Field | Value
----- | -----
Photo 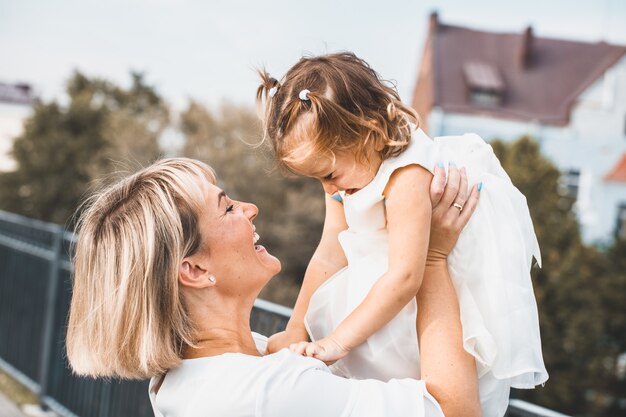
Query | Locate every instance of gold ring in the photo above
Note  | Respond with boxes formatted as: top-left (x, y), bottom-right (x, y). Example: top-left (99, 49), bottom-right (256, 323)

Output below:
top-left (453, 203), bottom-right (463, 211)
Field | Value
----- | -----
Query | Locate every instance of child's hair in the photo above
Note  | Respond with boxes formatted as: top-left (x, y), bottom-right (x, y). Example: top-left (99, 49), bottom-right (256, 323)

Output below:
top-left (256, 52), bottom-right (419, 172)
top-left (66, 158), bottom-right (216, 379)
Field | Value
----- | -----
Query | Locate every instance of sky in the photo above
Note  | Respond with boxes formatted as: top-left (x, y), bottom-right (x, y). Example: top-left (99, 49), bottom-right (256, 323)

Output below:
top-left (1, 0), bottom-right (626, 110)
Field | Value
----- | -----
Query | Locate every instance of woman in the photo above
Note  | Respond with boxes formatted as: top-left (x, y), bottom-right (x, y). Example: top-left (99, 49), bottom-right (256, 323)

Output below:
top-left (66, 157), bottom-right (481, 417)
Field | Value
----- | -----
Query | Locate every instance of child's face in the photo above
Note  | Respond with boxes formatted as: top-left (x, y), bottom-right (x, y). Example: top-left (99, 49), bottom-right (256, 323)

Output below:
top-left (288, 148), bottom-right (382, 196)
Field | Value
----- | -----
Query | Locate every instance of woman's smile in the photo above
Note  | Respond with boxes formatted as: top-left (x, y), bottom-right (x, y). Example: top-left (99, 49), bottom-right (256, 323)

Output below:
top-left (253, 227), bottom-right (268, 254)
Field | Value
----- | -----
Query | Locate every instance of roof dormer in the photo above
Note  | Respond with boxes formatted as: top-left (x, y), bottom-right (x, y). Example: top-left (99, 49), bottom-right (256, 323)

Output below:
top-left (463, 61), bottom-right (505, 107)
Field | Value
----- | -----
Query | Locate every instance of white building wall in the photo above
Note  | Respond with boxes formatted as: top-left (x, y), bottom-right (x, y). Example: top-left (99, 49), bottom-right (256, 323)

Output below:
top-left (427, 55), bottom-right (626, 244)
top-left (0, 102), bottom-right (32, 172)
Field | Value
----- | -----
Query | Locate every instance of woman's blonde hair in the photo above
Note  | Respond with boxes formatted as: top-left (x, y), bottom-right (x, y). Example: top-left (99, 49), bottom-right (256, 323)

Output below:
top-left (256, 52), bottom-right (420, 171)
top-left (66, 158), bottom-right (216, 379)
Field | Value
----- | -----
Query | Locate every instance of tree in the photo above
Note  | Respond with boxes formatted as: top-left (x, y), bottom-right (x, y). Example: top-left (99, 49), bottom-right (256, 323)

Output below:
top-left (492, 137), bottom-right (623, 416)
top-left (0, 71), bottom-right (169, 226)
top-left (179, 101), bottom-right (324, 305)
top-left (598, 235), bottom-right (626, 416)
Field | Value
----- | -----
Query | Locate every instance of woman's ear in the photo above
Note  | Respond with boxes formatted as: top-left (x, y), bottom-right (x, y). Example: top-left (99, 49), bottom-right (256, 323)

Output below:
top-left (179, 257), bottom-right (215, 289)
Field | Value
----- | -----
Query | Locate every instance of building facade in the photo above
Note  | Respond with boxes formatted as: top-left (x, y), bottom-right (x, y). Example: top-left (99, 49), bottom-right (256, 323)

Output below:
top-left (413, 13), bottom-right (626, 244)
top-left (0, 82), bottom-right (34, 172)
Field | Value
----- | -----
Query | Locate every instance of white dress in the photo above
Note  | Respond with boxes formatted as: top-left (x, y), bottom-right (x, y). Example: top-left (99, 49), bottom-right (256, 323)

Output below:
top-left (148, 333), bottom-right (444, 417)
top-left (304, 128), bottom-right (549, 417)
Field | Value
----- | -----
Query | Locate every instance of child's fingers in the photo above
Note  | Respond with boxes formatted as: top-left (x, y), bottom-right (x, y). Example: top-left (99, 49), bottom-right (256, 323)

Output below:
top-left (430, 162), bottom-right (447, 206)
top-left (305, 343), bottom-right (318, 357)
top-left (311, 349), bottom-right (331, 363)
top-left (289, 341), bottom-right (310, 356)
top-left (457, 183), bottom-right (481, 228)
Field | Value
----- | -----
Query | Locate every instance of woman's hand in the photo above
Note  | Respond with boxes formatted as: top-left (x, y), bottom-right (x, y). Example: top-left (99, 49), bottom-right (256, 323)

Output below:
top-left (427, 163), bottom-right (481, 266)
top-left (267, 327), bottom-right (309, 354)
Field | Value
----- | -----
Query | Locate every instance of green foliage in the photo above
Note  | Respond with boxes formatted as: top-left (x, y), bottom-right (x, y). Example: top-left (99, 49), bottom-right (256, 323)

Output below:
top-left (492, 137), bottom-right (625, 416)
top-left (179, 101), bottom-right (324, 305)
top-left (599, 236), bottom-right (626, 416)
top-left (0, 71), bottom-right (169, 226)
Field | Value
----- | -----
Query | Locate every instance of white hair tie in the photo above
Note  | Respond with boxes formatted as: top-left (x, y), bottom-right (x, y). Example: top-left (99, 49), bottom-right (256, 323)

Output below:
top-left (298, 89), bottom-right (310, 101)
top-left (268, 86), bottom-right (278, 98)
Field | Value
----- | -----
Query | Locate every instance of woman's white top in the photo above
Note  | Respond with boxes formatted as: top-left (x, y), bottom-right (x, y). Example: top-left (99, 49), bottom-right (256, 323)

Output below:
top-left (305, 129), bottom-right (549, 417)
top-left (148, 333), bottom-right (443, 417)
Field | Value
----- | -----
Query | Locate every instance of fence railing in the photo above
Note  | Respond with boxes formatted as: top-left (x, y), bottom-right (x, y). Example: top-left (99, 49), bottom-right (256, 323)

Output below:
top-left (0, 210), bottom-right (566, 417)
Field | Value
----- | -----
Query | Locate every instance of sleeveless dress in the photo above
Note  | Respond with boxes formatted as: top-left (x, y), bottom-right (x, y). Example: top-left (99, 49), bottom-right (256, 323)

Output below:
top-left (304, 128), bottom-right (549, 417)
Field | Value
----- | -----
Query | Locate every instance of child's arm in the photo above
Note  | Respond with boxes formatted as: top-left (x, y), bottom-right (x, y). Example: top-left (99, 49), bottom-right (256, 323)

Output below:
top-left (297, 164), bottom-right (434, 361)
top-left (267, 193), bottom-right (348, 353)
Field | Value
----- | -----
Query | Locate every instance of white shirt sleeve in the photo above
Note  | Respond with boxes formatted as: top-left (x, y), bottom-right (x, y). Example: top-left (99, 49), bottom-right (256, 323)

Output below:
top-left (252, 332), bottom-right (269, 354)
top-left (257, 350), bottom-right (444, 417)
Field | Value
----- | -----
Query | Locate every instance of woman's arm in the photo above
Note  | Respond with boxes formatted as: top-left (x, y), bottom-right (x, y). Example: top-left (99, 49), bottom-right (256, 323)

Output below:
top-left (267, 193), bottom-right (348, 353)
top-left (418, 165), bottom-right (481, 417)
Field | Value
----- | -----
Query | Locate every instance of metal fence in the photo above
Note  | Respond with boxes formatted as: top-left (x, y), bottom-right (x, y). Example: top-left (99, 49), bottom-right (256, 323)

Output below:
top-left (0, 210), bottom-right (566, 417)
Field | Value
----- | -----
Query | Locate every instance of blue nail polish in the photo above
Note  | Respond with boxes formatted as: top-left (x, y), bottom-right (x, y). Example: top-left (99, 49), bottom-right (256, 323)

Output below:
top-left (437, 161), bottom-right (444, 168)
top-left (478, 182), bottom-right (483, 192)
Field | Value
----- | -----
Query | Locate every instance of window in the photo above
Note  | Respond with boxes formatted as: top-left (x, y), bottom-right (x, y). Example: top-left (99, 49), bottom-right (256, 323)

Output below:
top-left (464, 61), bottom-right (505, 107)
top-left (557, 169), bottom-right (581, 201)
top-left (617, 204), bottom-right (626, 240)
top-left (470, 90), bottom-right (503, 107)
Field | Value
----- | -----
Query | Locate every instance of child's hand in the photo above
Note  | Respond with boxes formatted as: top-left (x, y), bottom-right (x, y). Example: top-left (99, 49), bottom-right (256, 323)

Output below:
top-left (289, 336), bottom-right (350, 365)
top-left (268, 327), bottom-right (309, 354)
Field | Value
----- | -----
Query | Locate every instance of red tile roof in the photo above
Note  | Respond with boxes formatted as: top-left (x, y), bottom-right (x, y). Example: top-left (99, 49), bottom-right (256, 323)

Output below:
top-left (605, 154), bottom-right (626, 183)
top-left (414, 13), bottom-right (626, 127)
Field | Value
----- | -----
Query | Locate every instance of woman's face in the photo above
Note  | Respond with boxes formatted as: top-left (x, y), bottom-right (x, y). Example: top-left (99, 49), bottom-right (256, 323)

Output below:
top-left (195, 179), bottom-right (281, 296)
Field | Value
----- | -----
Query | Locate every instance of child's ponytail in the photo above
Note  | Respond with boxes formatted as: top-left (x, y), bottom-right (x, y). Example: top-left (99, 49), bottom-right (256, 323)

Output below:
top-left (256, 69), bottom-right (281, 102)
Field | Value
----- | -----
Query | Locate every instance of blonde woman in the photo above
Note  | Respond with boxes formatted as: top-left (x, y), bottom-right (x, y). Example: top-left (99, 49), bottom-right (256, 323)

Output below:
top-left (66, 158), bottom-right (481, 417)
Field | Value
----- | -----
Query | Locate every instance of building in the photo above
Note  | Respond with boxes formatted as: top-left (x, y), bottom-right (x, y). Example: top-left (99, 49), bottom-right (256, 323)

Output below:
top-left (413, 12), bottom-right (626, 244)
top-left (0, 82), bottom-right (34, 172)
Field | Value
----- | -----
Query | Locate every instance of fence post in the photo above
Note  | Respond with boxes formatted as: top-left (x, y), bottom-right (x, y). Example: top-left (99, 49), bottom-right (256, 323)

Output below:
top-left (98, 383), bottom-right (112, 417)
top-left (38, 225), bottom-right (63, 404)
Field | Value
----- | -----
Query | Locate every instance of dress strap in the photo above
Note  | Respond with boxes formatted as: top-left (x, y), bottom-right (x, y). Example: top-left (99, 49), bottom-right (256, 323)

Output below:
top-left (376, 128), bottom-right (438, 193)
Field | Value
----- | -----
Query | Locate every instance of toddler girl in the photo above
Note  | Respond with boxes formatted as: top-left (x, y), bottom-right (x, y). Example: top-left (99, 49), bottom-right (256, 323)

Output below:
top-left (257, 52), bottom-right (548, 417)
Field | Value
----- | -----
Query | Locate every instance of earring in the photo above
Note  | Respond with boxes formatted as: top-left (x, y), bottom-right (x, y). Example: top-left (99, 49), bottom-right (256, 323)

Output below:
top-left (208, 275), bottom-right (216, 283)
